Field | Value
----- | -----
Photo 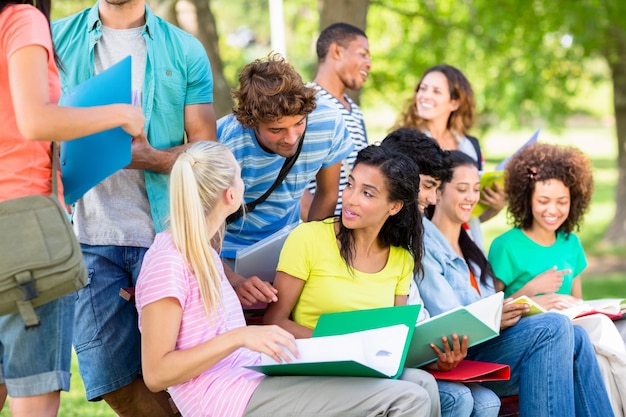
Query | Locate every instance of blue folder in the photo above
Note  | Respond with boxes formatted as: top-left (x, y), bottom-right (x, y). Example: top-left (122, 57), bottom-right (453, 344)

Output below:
top-left (59, 56), bottom-right (133, 204)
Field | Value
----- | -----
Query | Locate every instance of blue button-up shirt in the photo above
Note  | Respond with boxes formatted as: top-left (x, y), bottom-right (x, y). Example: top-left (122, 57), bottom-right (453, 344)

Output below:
top-left (52, 3), bottom-right (213, 231)
top-left (417, 217), bottom-right (496, 316)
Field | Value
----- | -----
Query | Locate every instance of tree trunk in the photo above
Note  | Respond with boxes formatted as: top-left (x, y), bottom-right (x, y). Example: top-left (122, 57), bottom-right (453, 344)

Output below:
top-left (149, 0), bottom-right (179, 25)
top-left (187, 0), bottom-right (233, 119)
top-left (317, 0), bottom-right (370, 104)
top-left (148, 0), bottom-right (233, 118)
top-left (603, 25), bottom-right (626, 246)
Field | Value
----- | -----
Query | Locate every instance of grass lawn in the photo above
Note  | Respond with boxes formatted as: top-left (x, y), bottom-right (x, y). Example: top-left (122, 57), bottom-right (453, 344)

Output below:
top-left (2, 122), bottom-right (624, 415)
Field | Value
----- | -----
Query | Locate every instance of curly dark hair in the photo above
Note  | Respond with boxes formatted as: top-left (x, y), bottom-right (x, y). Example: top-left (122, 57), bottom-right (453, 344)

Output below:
top-left (505, 143), bottom-right (594, 234)
top-left (381, 127), bottom-right (452, 183)
top-left (337, 145), bottom-right (424, 276)
top-left (232, 53), bottom-right (317, 128)
top-left (392, 64), bottom-right (475, 136)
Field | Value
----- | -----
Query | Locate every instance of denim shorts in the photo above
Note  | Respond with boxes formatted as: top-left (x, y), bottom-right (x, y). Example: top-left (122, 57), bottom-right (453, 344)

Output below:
top-left (0, 294), bottom-right (74, 397)
top-left (74, 244), bottom-right (147, 400)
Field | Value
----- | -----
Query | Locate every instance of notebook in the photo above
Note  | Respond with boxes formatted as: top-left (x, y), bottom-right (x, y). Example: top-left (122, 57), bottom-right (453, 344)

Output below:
top-left (234, 222), bottom-right (298, 282)
top-left (248, 304), bottom-right (422, 379)
top-left (59, 56), bottom-right (133, 204)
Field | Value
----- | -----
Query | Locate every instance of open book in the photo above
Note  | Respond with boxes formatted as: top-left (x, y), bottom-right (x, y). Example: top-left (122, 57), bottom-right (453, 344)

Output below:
top-left (249, 304), bottom-right (422, 379)
top-left (248, 324), bottom-right (410, 378)
top-left (472, 129), bottom-right (540, 218)
top-left (404, 292), bottom-right (504, 368)
top-left (511, 295), bottom-right (626, 320)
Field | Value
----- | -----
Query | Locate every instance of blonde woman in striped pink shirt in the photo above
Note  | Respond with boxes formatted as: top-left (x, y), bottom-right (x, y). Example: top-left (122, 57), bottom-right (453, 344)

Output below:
top-left (135, 141), bottom-right (438, 417)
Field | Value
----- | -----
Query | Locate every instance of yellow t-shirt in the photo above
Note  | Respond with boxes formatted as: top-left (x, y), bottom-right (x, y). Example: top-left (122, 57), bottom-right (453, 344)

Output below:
top-left (277, 219), bottom-right (414, 329)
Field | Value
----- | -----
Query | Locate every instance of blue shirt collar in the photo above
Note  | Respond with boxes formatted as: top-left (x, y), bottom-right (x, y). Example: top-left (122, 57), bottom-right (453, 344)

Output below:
top-left (86, 2), bottom-right (154, 39)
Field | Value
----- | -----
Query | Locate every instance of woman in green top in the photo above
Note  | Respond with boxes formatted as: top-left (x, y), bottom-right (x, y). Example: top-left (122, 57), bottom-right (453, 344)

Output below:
top-left (488, 143), bottom-right (593, 310)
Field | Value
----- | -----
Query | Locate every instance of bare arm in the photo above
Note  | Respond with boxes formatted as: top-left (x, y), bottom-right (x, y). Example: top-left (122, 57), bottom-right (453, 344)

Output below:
top-left (531, 293), bottom-right (582, 311)
top-left (126, 103), bottom-right (217, 172)
top-left (307, 162), bottom-right (341, 221)
top-left (299, 190), bottom-right (314, 222)
top-left (507, 266), bottom-right (570, 299)
top-left (394, 295), bottom-right (408, 306)
top-left (263, 272), bottom-right (313, 338)
top-left (140, 297), bottom-right (297, 392)
top-left (570, 276), bottom-right (583, 299)
top-left (9, 45), bottom-right (144, 141)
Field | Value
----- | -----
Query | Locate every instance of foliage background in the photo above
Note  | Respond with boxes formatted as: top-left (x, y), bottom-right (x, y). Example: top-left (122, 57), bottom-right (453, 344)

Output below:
top-left (3, 1), bottom-right (618, 415)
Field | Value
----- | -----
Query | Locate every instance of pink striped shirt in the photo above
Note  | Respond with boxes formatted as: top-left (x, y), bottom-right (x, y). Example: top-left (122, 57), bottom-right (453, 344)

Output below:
top-left (136, 232), bottom-right (263, 417)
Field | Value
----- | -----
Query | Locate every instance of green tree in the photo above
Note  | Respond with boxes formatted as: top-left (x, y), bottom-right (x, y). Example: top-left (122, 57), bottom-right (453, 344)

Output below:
top-left (53, 0), bottom-right (625, 246)
top-left (364, 0), bottom-right (626, 246)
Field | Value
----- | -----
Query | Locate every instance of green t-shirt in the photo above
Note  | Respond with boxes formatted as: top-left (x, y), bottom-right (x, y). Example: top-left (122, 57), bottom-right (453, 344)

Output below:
top-left (277, 219), bottom-right (413, 330)
top-left (488, 227), bottom-right (587, 297)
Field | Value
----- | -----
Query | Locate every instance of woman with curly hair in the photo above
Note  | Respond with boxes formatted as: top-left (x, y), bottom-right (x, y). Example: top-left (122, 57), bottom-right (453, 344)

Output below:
top-left (393, 64), bottom-right (506, 249)
top-left (488, 142), bottom-right (626, 417)
top-left (417, 150), bottom-right (613, 417)
top-left (487, 142), bottom-right (594, 309)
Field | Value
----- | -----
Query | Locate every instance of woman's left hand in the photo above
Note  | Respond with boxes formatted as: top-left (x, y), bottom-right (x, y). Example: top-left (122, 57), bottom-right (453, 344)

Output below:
top-left (479, 182), bottom-right (507, 222)
top-left (427, 334), bottom-right (468, 371)
top-left (480, 182), bottom-right (506, 212)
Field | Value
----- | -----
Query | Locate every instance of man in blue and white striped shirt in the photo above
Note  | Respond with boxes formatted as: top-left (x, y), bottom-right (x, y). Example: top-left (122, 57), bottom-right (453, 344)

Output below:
top-left (218, 53), bottom-right (352, 305)
top-left (302, 22), bottom-right (371, 217)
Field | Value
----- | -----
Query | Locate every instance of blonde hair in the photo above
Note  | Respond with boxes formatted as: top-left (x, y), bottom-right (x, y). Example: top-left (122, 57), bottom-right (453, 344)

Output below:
top-left (169, 141), bottom-right (238, 319)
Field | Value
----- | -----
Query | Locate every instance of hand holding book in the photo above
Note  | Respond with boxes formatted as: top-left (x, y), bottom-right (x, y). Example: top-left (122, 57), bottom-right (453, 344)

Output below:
top-left (509, 295), bottom-right (626, 320)
top-left (426, 333), bottom-right (468, 372)
top-left (472, 129), bottom-right (540, 218)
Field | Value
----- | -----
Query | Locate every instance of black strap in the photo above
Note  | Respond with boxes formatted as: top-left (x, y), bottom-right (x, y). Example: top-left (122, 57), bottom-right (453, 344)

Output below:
top-left (50, 142), bottom-right (61, 199)
top-left (466, 135), bottom-right (483, 171)
top-left (226, 131), bottom-right (304, 224)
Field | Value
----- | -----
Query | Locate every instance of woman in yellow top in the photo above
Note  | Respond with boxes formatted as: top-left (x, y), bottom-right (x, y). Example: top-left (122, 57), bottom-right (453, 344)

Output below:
top-left (265, 144), bottom-right (423, 335)
top-left (265, 144), bottom-right (470, 417)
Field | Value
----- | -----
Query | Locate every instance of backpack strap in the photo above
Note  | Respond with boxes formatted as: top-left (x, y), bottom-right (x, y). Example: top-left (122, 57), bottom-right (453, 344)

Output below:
top-left (466, 135), bottom-right (484, 171)
top-left (226, 130), bottom-right (305, 225)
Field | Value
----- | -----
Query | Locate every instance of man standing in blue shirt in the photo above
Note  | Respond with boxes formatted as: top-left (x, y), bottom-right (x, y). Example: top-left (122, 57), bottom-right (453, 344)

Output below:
top-left (218, 53), bottom-right (352, 306)
top-left (53, 0), bottom-right (215, 415)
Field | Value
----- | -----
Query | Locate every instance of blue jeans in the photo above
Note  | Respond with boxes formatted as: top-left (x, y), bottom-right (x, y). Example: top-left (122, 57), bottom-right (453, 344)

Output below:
top-left (467, 313), bottom-right (614, 417)
top-left (0, 294), bottom-right (74, 397)
top-left (73, 244), bottom-right (147, 400)
top-left (437, 380), bottom-right (500, 417)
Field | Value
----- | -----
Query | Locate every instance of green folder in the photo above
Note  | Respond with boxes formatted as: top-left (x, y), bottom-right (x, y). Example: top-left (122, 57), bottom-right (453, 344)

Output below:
top-left (405, 292), bottom-right (504, 368)
top-left (248, 304), bottom-right (421, 379)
